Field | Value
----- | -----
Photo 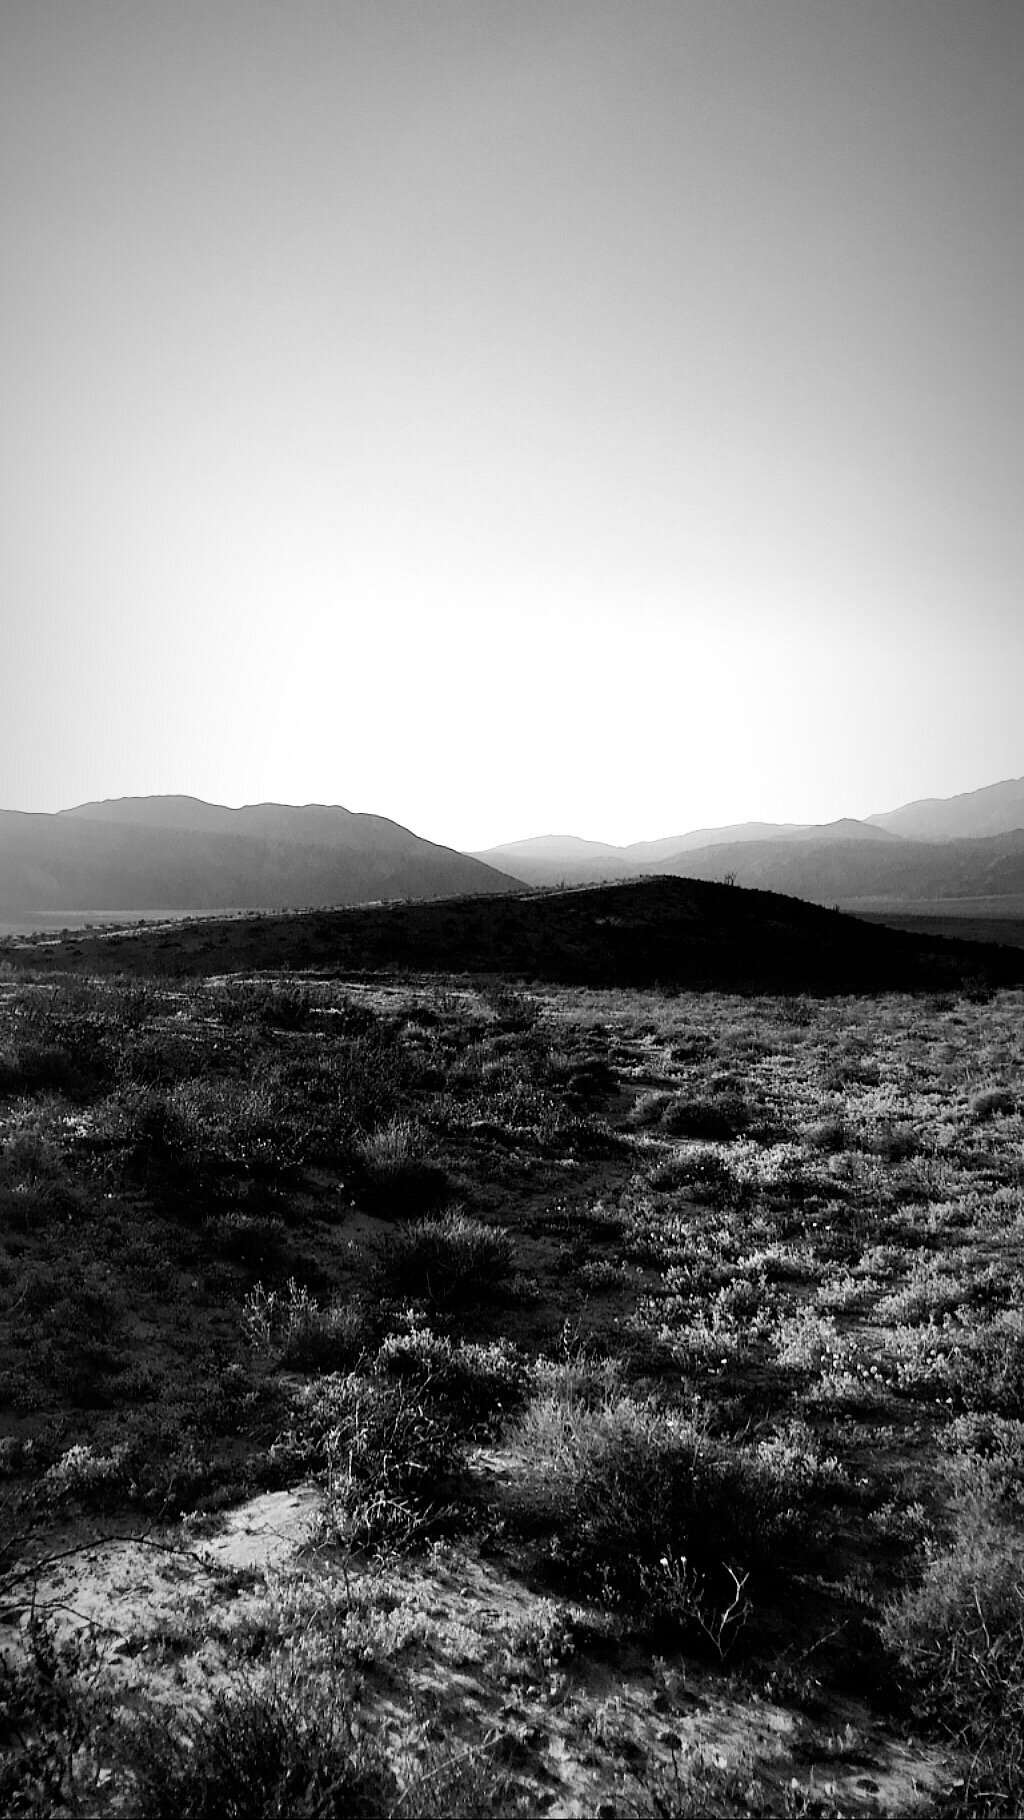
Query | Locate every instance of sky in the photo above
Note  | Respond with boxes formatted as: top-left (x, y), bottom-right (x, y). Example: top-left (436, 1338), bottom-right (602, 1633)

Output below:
top-left (2, 1), bottom-right (1022, 852)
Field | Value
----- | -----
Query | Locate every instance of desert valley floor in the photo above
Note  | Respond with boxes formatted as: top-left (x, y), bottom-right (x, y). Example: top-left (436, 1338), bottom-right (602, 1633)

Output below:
top-left (2, 898), bottom-right (1024, 1815)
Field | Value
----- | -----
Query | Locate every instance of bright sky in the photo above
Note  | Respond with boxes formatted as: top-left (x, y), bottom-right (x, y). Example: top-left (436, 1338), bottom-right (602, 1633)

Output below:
top-left (2, 2), bottom-right (1022, 851)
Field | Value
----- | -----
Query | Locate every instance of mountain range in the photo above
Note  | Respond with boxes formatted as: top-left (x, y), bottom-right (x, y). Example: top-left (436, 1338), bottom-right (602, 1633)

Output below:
top-left (0, 796), bottom-right (514, 918)
top-left (0, 775), bottom-right (1022, 927)
top-left (472, 777), bottom-right (1024, 908)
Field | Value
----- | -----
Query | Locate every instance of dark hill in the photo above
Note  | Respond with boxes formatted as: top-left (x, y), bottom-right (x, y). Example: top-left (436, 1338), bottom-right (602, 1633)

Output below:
top-left (14, 876), bottom-right (1024, 995)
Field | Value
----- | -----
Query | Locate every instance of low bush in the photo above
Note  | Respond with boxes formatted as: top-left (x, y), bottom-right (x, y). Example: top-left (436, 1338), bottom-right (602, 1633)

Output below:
top-left (960, 1321), bottom-right (1024, 1418)
top-left (881, 1472), bottom-right (1024, 1813)
top-left (626, 1089), bottom-right (673, 1129)
top-left (513, 1390), bottom-right (804, 1646)
top-left (646, 1147), bottom-right (735, 1200)
top-left (122, 1673), bottom-right (393, 1818)
top-left (372, 1210), bottom-right (515, 1319)
top-left (661, 1093), bottom-right (748, 1140)
top-left (357, 1117), bottom-right (451, 1217)
top-left (242, 1280), bottom-right (380, 1372)
top-left (873, 1121), bottom-right (919, 1163)
top-left (970, 1086), bottom-right (1017, 1122)
top-left (375, 1325), bottom-right (528, 1435)
top-left (482, 984), bottom-right (542, 1031)
top-left (274, 1371), bottom-right (464, 1549)
top-left (0, 1620), bottom-right (115, 1815)
top-left (804, 1116), bottom-right (848, 1153)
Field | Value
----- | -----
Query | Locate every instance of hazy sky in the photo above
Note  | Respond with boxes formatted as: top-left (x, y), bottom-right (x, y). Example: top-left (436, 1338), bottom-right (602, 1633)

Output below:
top-left (2, 2), bottom-right (1022, 849)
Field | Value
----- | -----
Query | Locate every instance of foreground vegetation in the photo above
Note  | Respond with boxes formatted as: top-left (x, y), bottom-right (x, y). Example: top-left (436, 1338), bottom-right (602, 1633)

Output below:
top-left (1, 948), bottom-right (1023, 1813)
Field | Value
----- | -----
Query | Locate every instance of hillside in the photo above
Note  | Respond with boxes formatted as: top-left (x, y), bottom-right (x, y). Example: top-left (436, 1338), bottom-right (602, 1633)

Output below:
top-left (636, 828), bottom-right (1024, 906)
top-left (12, 875), bottom-right (1024, 994)
top-left (475, 824), bottom-right (1024, 911)
top-left (0, 797), bottom-right (515, 915)
top-left (866, 774), bottom-right (1024, 841)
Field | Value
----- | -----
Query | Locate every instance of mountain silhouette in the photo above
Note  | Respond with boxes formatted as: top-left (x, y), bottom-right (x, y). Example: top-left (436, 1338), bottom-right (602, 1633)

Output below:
top-left (0, 796), bottom-right (516, 915)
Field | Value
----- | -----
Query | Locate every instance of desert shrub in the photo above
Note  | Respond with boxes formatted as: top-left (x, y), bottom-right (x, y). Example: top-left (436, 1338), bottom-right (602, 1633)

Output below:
top-left (668, 1029), bottom-right (716, 1061)
top-left (279, 1292), bottom-right (378, 1374)
top-left (254, 1045), bottom-right (405, 1167)
top-left (242, 1280), bottom-right (380, 1371)
top-left (876, 1260), bottom-right (969, 1326)
top-left (804, 1116), bottom-right (848, 1153)
top-left (970, 1086), bottom-right (1017, 1122)
top-left (941, 1414), bottom-right (1024, 1472)
top-left (122, 1084), bottom-right (204, 1177)
top-left (0, 1620), bottom-right (116, 1815)
top-left (255, 982), bottom-right (314, 1030)
top-left (548, 1051), bottom-right (617, 1106)
top-left (314, 1027), bottom-right (411, 1138)
top-left (0, 1116), bottom-right (66, 1185)
top-left (7, 1257), bottom-right (127, 1402)
top-left (355, 1116), bottom-right (450, 1217)
top-left (545, 1112), bottom-right (629, 1159)
top-left (482, 984), bottom-right (541, 1031)
top-left (661, 1093), bottom-right (748, 1140)
top-left (0, 1043), bottom-right (83, 1098)
top-left (115, 1028), bottom-right (206, 1087)
top-left (873, 1121), bottom-right (919, 1163)
top-left (646, 1147), bottom-right (735, 1200)
top-left (103, 977), bottom-right (160, 1029)
top-left (530, 1349), bottom-right (625, 1407)
top-left (375, 1325), bottom-right (528, 1434)
top-left (771, 1308), bottom-right (850, 1377)
top-left (0, 987), bottom-right (114, 1097)
top-left (206, 980), bottom-right (270, 1027)
top-left (358, 1114), bottom-right (417, 1174)
top-left (513, 1391), bottom-right (803, 1643)
top-left (41, 1442), bottom-right (127, 1507)
top-left (959, 1321), bottom-right (1024, 1418)
top-left (122, 1674), bottom-right (393, 1818)
top-left (371, 1210), bottom-right (514, 1318)
top-left (881, 1475), bottom-right (1024, 1814)
top-left (626, 1089), bottom-right (673, 1128)
top-left (822, 1055), bottom-right (881, 1090)
top-left (125, 1075), bottom-right (319, 1181)
top-left (274, 1371), bottom-right (463, 1548)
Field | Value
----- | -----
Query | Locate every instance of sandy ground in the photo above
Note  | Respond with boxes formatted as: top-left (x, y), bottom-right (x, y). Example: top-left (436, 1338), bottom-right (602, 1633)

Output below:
top-left (2, 1466), bottom-right (955, 1818)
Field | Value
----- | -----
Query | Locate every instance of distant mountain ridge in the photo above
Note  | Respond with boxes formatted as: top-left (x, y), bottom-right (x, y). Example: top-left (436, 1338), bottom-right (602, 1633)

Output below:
top-left (5, 775), bottom-right (1023, 925)
top-left (0, 796), bottom-right (516, 915)
top-left (472, 778), bottom-right (1024, 909)
top-left (472, 817), bottom-right (906, 890)
top-left (865, 776), bottom-right (1024, 842)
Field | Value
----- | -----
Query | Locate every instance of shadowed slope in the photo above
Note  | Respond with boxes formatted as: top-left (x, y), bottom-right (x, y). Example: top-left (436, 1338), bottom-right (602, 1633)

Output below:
top-left (14, 875), bottom-right (1024, 993)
